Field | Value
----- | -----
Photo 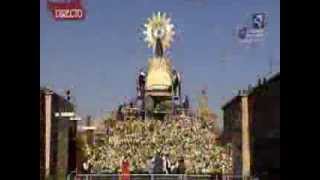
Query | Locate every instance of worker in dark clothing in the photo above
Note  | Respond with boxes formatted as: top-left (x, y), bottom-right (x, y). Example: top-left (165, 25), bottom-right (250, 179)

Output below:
top-left (183, 96), bottom-right (189, 109)
top-left (172, 70), bottom-right (181, 98)
top-left (176, 157), bottom-right (186, 174)
top-left (183, 95), bottom-right (189, 115)
top-left (152, 152), bottom-right (164, 174)
top-left (117, 104), bottom-right (124, 121)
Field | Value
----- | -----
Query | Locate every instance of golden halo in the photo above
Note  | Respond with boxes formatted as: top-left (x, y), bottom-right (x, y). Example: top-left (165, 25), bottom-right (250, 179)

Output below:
top-left (143, 12), bottom-right (175, 50)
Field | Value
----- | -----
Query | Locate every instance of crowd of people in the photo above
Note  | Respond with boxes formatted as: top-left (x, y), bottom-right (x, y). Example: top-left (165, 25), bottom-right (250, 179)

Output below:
top-left (84, 116), bottom-right (232, 175)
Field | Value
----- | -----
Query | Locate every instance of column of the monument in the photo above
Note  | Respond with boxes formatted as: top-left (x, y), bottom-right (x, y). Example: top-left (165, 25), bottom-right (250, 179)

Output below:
top-left (241, 95), bottom-right (251, 179)
top-left (44, 90), bottom-right (53, 178)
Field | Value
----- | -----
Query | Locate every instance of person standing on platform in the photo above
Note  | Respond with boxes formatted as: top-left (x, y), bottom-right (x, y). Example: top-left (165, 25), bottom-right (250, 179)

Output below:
top-left (162, 153), bottom-right (172, 174)
top-left (183, 95), bottom-right (189, 116)
top-left (172, 70), bottom-right (181, 98)
top-left (138, 70), bottom-right (146, 98)
top-left (148, 156), bottom-right (155, 180)
top-left (152, 151), bottom-right (164, 174)
top-left (177, 157), bottom-right (186, 174)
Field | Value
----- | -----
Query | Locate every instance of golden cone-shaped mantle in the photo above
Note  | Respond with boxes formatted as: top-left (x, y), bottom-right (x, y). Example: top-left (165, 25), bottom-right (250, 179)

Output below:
top-left (145, 57), bottom-right (173, 91)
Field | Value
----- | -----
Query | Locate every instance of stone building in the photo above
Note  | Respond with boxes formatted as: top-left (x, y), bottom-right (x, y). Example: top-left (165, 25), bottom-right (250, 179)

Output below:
top-left (40, 88), bottom-right (78, 180)
top-left (222, 92), bottom-right (246, 176)
top-left (222, 72), bottom-right (280, 179)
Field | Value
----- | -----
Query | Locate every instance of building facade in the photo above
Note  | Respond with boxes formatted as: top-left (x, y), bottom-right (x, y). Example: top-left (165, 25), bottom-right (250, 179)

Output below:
top-left (40, 88), bottom-right (77, 180)
top-left (222, 95), bottom-right (243, 175)
top-left (248, 73), bottom-right (280, 178)
top-left (222, 72), bottom-right (280, 179)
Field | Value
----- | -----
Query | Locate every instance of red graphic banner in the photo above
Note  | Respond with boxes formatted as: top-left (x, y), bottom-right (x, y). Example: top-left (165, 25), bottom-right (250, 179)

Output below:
top-left (47, 0), bottom-right (86, 21)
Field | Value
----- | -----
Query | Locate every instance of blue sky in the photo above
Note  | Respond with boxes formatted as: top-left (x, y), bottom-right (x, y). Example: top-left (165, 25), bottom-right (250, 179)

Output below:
top-left (40, 0), bottom-right (279, 125)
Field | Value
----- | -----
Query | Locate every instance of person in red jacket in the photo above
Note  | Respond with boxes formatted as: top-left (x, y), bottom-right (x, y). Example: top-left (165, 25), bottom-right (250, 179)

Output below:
top-left (120, 156), bottom-right (130, 180)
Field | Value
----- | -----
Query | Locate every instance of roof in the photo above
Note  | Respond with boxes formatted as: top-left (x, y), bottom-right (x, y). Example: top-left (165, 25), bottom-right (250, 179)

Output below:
top-left (221, 94), bottom-right (241, 110)
top-left (40, 87), bottom-right (53, 94)
top-left (266, 71), bottom-right (280, 84)
top-left (248, 71), bottom-right (280, 97)
top-left (40, 87), bottom-right (75, 111)
top-left (222, 72), bottom-right (280, 110)
top-left (40, 87), bottom-right (69, 100)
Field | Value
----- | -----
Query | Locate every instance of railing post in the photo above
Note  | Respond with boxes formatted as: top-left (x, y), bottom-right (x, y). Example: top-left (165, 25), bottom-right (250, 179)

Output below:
top-left (67, 171), bottom-right (76, 180)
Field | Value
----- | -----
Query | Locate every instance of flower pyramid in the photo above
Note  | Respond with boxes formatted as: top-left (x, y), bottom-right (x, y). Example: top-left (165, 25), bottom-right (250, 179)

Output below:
top-left (85, 115), bottom-right (232, 174)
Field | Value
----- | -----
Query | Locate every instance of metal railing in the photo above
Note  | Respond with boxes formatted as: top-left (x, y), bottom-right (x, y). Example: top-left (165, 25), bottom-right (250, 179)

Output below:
top-left (67, 173), bottom-right (253, 180)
